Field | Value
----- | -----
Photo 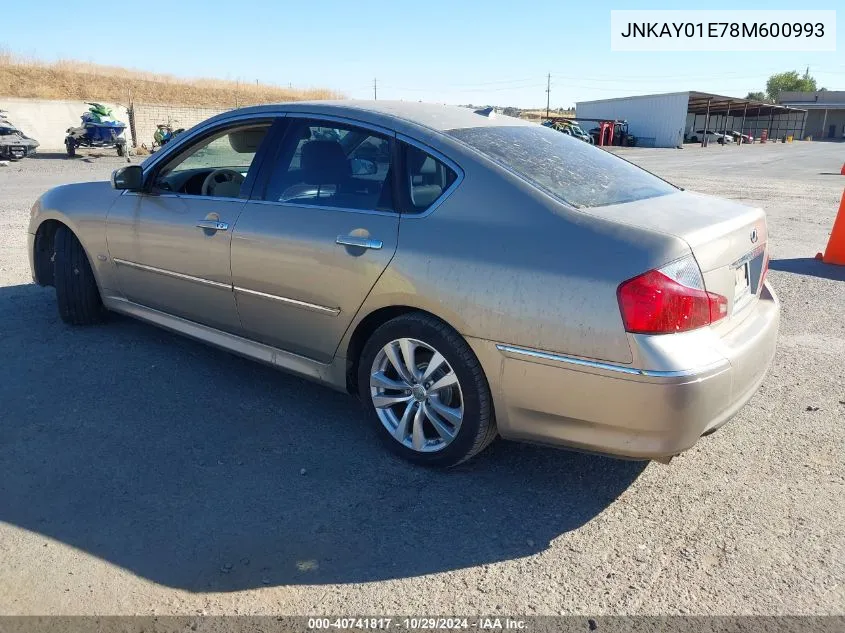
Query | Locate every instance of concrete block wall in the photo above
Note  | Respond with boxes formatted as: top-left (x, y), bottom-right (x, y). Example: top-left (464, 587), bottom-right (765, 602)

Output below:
top-left (130, 104), bottom-right (231, 148)
top-left (0, 97), bottom-right (232, 149)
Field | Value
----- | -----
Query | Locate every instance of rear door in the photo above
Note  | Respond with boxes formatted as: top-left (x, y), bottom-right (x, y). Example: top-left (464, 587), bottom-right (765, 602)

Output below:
top-left (229, 116), bottom-right (400, 362)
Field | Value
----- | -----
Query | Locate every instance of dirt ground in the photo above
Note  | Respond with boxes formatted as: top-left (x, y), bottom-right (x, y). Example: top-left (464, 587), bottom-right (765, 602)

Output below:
top-left (0, 142), bottom-right (843, 616)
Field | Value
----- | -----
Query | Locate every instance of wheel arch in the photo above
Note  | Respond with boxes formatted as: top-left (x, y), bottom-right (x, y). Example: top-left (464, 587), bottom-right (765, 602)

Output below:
top-left (29, 185), bottom-right (115, 292)
top-left (343, 304), bottom-right (467, 394)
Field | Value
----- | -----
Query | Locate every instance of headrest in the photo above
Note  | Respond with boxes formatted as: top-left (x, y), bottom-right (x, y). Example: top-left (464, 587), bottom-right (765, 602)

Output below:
top-left (412, 184), bottom-right (443, 208)
top-left (419, 156), bottom-right (437, 175)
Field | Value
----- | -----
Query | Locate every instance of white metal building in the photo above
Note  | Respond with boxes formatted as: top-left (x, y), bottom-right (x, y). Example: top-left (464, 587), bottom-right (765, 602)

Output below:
top-left (576, 91), bottom-right (806, 148)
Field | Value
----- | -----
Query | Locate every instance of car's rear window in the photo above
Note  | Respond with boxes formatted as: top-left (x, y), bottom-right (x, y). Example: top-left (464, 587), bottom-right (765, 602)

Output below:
top-left (447, 125), bottom-right (676, 208)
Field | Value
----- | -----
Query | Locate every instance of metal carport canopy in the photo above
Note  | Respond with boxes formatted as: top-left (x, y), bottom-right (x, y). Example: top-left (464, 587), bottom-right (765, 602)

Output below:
top-left (687, 91), bottom-right (806, 117)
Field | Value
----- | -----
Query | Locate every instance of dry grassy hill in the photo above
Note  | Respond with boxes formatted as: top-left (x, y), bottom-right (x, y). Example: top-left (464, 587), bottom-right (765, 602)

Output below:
top-left (0, 51), bottom-right (340, 106)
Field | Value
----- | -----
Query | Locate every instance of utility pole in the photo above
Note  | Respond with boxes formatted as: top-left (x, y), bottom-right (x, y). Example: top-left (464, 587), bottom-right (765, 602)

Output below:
top-left (545, 73), bottom-right (551, 118)
top-left (373, 78), bottom-right (378, 100)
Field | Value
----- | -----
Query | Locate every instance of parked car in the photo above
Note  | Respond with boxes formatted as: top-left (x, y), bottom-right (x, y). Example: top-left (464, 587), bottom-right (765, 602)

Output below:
top-left (542, 119), bottom-right (593, 144)
top-left (0, 110), bottom-right (39, 160)
top-left (28, 102), bottom-right (779, 467)
top-left (729, 131), bottom-right (754, 144)
top-left (693, 129), bottom-right (734, 145)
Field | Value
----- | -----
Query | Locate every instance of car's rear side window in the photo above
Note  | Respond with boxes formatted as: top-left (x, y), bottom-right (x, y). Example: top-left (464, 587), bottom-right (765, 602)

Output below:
top-left (402, 143), bottom-right (458, 214)
top-left (447, 125), bottom-right (676, 209)
top-left (262, 119), bottom-right (394, 212)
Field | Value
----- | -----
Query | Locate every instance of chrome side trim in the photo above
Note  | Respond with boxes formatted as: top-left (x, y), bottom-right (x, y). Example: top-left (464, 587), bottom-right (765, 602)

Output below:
top-left (495, 344), bottom-right (728, 378)
top-left (124, 191), bottom-right (248, 204)
top-left (396, 133), bottom-right (465, 219)
top-left (234, 286), bottom-right (340, 316)
top-left (112, 258), bottom-right (231, 290)
top-left (247, 199), bottom-right (400, 218)
top-left (730, 243), bottom-right (766, 268)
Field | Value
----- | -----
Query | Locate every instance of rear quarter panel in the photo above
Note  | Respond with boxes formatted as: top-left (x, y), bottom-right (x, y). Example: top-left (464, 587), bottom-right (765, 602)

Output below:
top-left (351, 146), bottom-right (691, 365)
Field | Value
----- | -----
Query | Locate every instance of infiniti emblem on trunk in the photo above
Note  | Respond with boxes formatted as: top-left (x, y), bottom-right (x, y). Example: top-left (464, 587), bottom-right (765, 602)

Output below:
top-left (750, 228), bottom-right (758, 244)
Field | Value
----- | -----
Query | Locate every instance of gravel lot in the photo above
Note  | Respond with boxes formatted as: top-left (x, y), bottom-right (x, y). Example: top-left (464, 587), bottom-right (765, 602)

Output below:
top-left (0, 143), bottom-right (843, 616)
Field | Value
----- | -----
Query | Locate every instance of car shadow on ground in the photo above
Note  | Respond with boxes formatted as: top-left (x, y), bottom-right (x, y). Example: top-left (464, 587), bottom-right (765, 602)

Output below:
top-left (29, 152), bottom-right (128, 162)
top-left (0, 283), bottom-right (645, 591)
top-left (769, 258), bottom-right (845, 282)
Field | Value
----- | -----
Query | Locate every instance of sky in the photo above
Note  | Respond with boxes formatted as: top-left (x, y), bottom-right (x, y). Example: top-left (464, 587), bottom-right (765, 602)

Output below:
top-left (3, 0), bottom-right (842, 108)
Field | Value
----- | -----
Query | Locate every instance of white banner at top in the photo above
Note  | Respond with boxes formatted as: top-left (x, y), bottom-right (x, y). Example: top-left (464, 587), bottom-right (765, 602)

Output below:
top-left (611, 10), bottom-right (836, 52)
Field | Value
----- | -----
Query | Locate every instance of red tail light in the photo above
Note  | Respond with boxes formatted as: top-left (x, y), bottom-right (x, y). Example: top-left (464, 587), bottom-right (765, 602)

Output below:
top-left (617, 257), bottom-right (728, 335)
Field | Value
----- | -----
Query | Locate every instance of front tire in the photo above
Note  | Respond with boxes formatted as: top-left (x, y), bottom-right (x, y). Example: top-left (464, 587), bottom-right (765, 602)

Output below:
top-left (357, 313), bottom-right (496, 467)
top-left (53, 226), bottom-right (105, 325)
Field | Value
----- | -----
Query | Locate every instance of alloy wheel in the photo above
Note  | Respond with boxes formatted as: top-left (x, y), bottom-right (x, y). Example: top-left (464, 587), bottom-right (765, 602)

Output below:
top-left (369, 337), bottom-right (464, 453)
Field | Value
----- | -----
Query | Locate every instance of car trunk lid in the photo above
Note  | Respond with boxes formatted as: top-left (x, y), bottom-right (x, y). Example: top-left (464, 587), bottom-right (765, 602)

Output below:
top-left (582, 191), bottom-right (768, 320)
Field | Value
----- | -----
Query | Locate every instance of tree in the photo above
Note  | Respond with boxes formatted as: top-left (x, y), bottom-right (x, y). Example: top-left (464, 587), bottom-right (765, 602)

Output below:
top-left (745, 91), bottom-right (767, 102)
top-left (765, 68), bottom-right (818, 102)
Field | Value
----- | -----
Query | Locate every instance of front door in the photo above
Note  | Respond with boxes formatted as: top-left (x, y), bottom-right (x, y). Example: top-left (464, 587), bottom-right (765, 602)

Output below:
top-left (230, 117), bottom-right (399, 362)
top-left (106, 120), bottom-right (276, 333)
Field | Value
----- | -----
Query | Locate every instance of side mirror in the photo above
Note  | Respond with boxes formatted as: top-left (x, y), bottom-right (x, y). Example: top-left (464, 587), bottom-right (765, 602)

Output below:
top-left (111, 165), bottom-right (143, 190)
top-left (350, 158), bottom-right (377, 176)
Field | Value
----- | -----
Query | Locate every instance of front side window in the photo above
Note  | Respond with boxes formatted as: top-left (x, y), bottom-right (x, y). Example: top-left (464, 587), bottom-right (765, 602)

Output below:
top-left (448, 125), bottom-right (676, 209)
top-left (403, 143), bottom-right (458, 213)
top-left (263, 119), bottom-right (393, 212)
top-left (152, 123), bottom-right (271, 198)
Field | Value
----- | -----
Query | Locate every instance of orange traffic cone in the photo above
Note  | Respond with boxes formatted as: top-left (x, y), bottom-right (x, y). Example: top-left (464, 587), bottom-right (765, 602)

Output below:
top-left (841, 162), bottom-right (845, 176)
top-left (816, 189), bottom-right (845, 265)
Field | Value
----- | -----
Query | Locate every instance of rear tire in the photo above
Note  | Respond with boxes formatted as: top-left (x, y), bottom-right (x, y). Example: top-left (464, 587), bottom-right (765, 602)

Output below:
top-left (65, 140), bottom-right (76, 158)
top-left (357, 313), bottom-right (497, 467)
top-left (53, 226), bottom-right (104, 325)
top-left (116, 142), bottom-right (126, 157)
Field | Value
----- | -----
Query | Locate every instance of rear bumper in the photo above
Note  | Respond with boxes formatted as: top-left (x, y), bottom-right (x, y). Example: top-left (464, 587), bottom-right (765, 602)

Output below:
top-left (484, 283), bottom-right (780, 459)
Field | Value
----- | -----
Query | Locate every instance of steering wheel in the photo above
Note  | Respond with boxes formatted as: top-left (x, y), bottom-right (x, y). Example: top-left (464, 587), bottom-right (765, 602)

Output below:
top-left (201, 168), bottom-right (245, 197)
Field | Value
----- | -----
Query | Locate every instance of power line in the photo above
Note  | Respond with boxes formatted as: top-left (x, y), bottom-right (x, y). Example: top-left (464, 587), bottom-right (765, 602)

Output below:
top-left (379, 82), bottom-right (546, 93)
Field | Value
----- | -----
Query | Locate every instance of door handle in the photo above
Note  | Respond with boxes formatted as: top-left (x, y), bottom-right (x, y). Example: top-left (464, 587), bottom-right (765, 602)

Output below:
top-left (196, 220), bottom-right (229, 231)
top-left (336, 235), bottom-right (383, 250)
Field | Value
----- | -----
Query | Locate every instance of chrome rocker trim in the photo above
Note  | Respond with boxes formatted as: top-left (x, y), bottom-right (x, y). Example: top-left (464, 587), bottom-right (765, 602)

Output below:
top-left (112, 258), bottom-right (340, 316)
top-left (234, 287), bottom-right (340, 316)
top-left (112, 258), bottom-right (231, 290)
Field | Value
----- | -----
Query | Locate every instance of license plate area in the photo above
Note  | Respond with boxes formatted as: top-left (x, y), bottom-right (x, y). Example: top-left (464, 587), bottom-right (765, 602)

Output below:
top-left (734, 262), bottom-right (751, 304)
top-left (731, 244), bottom-right (767, 314)
top-left (8, 145), bottom-right (26, 159)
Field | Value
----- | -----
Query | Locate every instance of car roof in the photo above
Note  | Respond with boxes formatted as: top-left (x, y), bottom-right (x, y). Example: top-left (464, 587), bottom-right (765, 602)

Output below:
top-left (224, 100), bottom-right (535, 133)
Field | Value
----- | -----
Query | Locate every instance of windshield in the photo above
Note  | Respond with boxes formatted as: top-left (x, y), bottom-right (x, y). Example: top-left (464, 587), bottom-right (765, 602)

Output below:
top-left (448, 125), bottom-right (676, 208)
